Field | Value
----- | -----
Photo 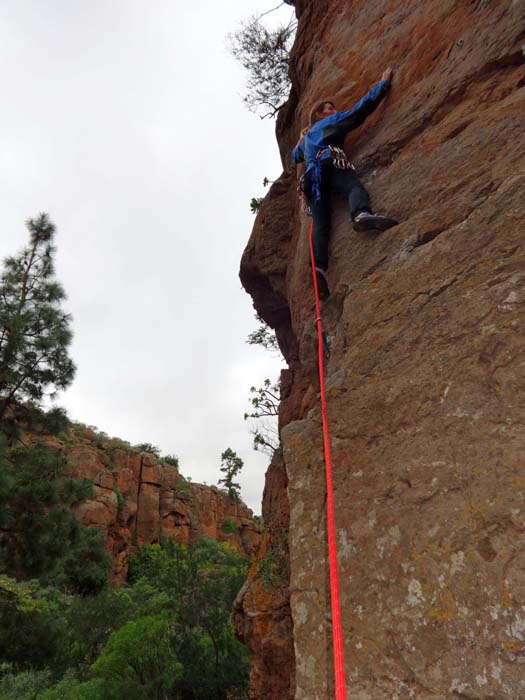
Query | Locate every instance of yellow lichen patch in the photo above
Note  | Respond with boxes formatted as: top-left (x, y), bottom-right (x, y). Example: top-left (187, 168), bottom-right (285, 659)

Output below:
top-left (509, 472), bottom-right (525, 490)
top-left (429, 588), bottom-right (456, 620)
top-left (460, 499), bottom-right (488, 521)
top-left (502, 580), bottom-right (513, 609)
top-left (410, 540), bottom-right (453, 563)
top-left (502, 640), bottom-right (521, 650)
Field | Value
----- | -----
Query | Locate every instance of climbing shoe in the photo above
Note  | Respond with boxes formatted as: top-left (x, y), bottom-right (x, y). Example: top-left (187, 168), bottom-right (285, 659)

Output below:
top-left (315, 267), bottom-right (330, 301)
top-left (353, 211), bottom-right (398, 232)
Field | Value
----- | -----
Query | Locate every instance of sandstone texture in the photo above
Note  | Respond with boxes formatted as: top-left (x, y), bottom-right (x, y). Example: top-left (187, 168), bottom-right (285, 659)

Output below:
top-left (64, 426), bottom-right (260, 584)
top-left (238, 1), bottom-right (525, 698)
top-left (234, 449), bottom-right (295, 700)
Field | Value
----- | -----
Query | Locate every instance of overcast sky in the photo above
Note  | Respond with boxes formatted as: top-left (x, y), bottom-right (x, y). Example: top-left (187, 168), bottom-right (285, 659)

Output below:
top-left (0, 1), bottom-right (293, 513)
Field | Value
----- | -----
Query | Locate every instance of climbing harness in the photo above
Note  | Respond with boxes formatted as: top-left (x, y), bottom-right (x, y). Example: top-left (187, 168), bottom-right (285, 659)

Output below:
top-left (309, 145), bottom-right (356, 202)
top-left (319, 145), bottom-right (356, 171)
top-left (298, 175), bottom-right (312, 217)
top-left (309, 221), bottom-right (347, 700)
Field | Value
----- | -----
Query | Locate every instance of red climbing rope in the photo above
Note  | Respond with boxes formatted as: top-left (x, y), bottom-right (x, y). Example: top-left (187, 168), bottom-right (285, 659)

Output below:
top-left (308, 222), bottom-right (348, 700)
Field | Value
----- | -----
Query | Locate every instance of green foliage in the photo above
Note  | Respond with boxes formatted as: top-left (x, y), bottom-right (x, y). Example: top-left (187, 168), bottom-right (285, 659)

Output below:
top-left (257, 531), bottom-right (289, 590)
top-left (246, 316), bottom-right (278, 352)
top-left (161, 453), bottom-right (179, 469)
top-left (38, 672), bottom-right (104, 700)
top-left (0, 538), bottom-right (250, 700)
top-left (93, 431), bottom-right (108, 449)
top-left (91, 616), bottom-right (181, 700)
top-left (218, 448), bottom-right (244, 500)
top-left (56, 588), bottom-right (136, 672)
top-left (58, 528), bottom-right (111, 596)
top-left (112, 485), bottom-right (125, 512)
top-left (221, 519), bottom-right (242, 535)
top-left (130, 538), bottom-right (250, 699)
top-left (0, 214), bottom-right (75, 430)
top-left (134, 442), bottom-right (160, 457)
top-left (0, 576), bottom-right (64, 673)
top-left (250, 179), bottom-right (273, 216)
top-left (173, 479), bottom-right (192, 496)
top-left (106, 437), bottom-right (132, 451)
top-left (245, 316), bottom-right (281, 456)
top-left (0, 668), bottom-right (51, 700)
top-left (228, 13), bottom-right (296, 118)
top-left (243, 379), bottom-right (280, 457)
top-left (0, 438), bottom-right (110, 593)
top-left (250, 196), bottom-right (263, 214)
top-left (244, 379), bottom-right (279, 419)
top-left (252, 427), bottom-right (279, 456)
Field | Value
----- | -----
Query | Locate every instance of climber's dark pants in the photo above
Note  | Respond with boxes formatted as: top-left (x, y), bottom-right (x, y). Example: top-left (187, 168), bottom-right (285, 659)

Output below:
top-left (305, 162), bottom-right (371, 271)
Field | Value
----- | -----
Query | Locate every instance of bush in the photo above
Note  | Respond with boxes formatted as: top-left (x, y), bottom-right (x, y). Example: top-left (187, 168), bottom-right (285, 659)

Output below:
top-left (222, 519), bottom-right (242, 535)
top-left (257, 530), bottom-right (289, 590)
top-left (161, 453), bottom-right (179, 469)
top-left (38, 673), bottom-right (104, 700)
top-left (250, 196), bottom-right (263, 213)
top-left (112, 485), bottom-right (125, 512)
top-left (0, 669), bottom-right (51, 700)
top-left (130, 538), bottom-right (250, 699)
top-left (173, 480), bottom-right (192, 496)
top-left (134, 443), bottom-right (160, 457)
top-left (91, 616), bottom-right (181, 700)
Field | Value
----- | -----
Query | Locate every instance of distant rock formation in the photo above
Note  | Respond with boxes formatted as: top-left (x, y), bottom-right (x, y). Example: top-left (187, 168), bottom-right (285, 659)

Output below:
top-left (63, 424), bottom-right (260, 585)
top-left (236, 0), bottom-right (525, 698)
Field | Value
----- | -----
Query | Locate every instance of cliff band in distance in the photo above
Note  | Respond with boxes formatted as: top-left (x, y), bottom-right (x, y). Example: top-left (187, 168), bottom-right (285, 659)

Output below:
top-left (58, 425), bottom-right (260, 584)
top-left (236, 1), bottom-right (525, 699)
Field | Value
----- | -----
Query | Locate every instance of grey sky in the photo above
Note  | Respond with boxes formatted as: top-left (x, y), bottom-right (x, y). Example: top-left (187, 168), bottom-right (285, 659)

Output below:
top-left (0, 1), bottom-right (292, 513)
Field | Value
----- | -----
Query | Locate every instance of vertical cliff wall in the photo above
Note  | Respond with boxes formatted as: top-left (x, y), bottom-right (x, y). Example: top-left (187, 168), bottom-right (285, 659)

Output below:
top-left (60, 425), bottom-right (260, 584)
top-left (237, 1), bottom-right (525, 698)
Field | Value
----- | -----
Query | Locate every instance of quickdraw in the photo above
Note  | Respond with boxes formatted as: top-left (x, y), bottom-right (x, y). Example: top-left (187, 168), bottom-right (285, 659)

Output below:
top-left (303, 146), bottom-right (356, 205)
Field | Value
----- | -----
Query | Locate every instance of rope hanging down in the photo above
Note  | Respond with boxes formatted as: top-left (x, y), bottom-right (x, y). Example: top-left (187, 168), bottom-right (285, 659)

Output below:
top-left (308, 222), bottom-right (348, 700)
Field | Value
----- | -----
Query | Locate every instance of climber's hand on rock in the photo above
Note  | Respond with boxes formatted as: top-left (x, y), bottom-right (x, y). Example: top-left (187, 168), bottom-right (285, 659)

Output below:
top-left (382, 67), bottom-right (393, 82)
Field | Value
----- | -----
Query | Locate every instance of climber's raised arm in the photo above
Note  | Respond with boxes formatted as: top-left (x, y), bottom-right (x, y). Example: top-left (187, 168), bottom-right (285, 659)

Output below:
top-left (322, 67), bottom-right (393, 137)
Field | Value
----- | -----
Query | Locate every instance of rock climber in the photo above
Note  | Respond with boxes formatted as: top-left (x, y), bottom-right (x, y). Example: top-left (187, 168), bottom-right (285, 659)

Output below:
top-left (292, 67), bottom-right (398, 299)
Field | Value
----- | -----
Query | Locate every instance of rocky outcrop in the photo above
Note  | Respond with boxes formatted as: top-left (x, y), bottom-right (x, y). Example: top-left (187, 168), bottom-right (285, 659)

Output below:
top-left (234, 449), bottom-right (295, 700)
top-left (64, 425), bottom-right (260, 584)
top-left (238, 1), bottom-right (525, 698)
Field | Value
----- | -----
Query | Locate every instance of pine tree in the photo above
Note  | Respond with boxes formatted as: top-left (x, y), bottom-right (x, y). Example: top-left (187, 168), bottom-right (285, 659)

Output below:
top-left (0, 214), bottom-right (75, 426)
top-left (0, 217), bottom-right (107, 594)
top-left (0, 435), bottom-right (111, 593)
top-left (218, 448), bottom-right (243, 500)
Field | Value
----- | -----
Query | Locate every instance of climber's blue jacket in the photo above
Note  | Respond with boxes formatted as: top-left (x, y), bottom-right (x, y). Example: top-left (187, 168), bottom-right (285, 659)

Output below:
top-left (291, 79), bottom-right (390, 199)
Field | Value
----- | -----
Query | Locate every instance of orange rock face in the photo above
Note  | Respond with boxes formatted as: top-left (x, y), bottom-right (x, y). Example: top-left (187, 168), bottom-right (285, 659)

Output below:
top-left (234, 450), bottom-right (295, 700)
top-left (239, 1), bottom-right (525, 698)
top-left (65, 428), bottom-right (260, 585)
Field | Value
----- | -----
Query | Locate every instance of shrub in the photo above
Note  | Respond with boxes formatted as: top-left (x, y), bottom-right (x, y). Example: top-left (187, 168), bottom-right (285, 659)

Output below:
top-left (134, 443), bottom-right (160, 458)
top-left (173, 480), bottom-right (192, 496)
top-left (112, 485), bottom-right (125, 512)
top-left (222, 519), bottom-right (242, 535)
top-left (161, 453), bottom-right (179, 469)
